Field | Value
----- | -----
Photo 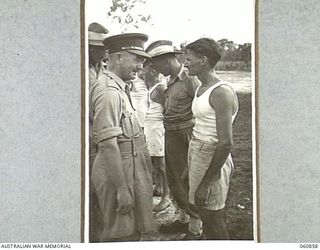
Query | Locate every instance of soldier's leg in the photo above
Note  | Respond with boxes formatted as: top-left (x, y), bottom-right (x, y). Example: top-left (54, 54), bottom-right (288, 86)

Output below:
top-left (153, 156), bottom-right (171, 212)
top-left (199, 208), bottom-right (229, 240)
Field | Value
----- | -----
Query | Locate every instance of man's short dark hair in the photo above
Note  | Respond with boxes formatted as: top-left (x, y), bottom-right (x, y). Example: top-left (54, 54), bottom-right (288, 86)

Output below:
top-left (186, 38), bottom-right (221, 68)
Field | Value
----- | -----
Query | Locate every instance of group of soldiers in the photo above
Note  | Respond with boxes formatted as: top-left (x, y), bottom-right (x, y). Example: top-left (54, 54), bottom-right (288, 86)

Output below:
top-left (88, 22), bottom-right (239, 242)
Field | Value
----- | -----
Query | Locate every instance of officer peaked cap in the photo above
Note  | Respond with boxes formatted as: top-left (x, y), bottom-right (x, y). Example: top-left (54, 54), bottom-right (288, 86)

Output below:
top-left (103, 33), bottom-right (150, 58)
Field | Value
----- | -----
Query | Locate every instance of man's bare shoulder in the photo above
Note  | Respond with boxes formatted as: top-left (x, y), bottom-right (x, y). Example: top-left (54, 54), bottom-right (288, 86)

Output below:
top-left (155, 83), bottom-right (167, 92)
top-left (210, 83), bottom-right (237, 111)
top-left (211, 84), bottom-right (234, 98)
top-left (150, 83), bottom-right (166, 104)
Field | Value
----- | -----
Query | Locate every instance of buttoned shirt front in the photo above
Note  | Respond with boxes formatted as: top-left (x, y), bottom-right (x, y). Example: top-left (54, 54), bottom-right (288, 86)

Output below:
top-left (91, 69), bottom-right (142, 144)
top-left (163, 65), bottom-right (200, 130)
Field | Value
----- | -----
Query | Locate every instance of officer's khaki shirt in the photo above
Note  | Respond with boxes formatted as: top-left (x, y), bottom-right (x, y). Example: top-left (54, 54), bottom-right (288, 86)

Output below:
top-left (91, 70), bottom-right (141, 145)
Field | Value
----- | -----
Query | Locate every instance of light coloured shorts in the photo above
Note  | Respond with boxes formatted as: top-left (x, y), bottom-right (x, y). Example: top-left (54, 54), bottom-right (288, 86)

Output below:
top-left (188, 138), bottom-right (234, 210)
top-left (144, 120), bottom-right (165, 157)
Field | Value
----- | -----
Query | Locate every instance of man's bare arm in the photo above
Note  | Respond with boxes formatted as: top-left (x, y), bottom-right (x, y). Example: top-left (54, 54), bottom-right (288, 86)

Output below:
top-left (150, 84), bottom-right (166, 106)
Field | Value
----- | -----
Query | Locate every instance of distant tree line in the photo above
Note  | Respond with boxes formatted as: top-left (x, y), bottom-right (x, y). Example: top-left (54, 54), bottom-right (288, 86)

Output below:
top-left (216, 39), bottom-right (251, 71)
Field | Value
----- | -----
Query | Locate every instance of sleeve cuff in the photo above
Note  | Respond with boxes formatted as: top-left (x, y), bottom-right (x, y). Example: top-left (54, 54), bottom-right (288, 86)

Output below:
top-left (98, 127), bottom-right (122, 143)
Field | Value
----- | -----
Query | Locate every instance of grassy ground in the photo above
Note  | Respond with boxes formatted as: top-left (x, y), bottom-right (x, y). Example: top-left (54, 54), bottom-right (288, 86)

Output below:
top-left (225, 92), bottom-right (253, 240)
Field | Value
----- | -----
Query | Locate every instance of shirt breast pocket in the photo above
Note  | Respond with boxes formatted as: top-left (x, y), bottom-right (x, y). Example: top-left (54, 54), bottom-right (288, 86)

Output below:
top-left (174, 91), bottom-right (189, 108)
top-left (120, 110), bottom-right (141, 138)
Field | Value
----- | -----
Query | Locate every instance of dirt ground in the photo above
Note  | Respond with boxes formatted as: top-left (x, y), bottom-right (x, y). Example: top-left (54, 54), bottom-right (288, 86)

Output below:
top-left (141, 91), bottom-right (253, 241)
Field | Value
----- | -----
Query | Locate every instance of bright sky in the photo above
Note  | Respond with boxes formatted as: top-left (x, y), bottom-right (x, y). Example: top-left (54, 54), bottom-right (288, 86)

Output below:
top-left (86, 0), bottom-right (254, 47)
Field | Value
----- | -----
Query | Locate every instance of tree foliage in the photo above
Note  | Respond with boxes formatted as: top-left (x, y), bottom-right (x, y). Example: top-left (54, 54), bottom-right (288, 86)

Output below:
top-left (107, 0), bottom-right (152, 32)
top-left (217, 39), bottom-right (252, 71)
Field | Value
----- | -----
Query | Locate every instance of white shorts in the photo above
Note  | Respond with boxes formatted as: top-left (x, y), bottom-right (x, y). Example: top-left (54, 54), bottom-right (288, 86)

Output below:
top-left (144, 120), bottom-right (165, 157)
top-left (188, 138), bottom-right (234, 210)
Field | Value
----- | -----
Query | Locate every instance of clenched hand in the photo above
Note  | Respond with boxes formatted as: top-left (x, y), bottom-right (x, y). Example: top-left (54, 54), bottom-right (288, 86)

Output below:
top-left (194, 183), bottom-right (210, 208)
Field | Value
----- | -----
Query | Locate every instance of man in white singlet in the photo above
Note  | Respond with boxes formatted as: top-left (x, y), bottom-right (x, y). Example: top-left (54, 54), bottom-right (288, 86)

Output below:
top-left (184, 38), bottom-right (239, 239)
top-left (142, 59), bottom-right (171, 212)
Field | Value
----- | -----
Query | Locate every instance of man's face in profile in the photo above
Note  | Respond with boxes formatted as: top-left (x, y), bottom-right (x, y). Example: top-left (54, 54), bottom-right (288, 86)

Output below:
top-left (151, 55), bottom-right (170, 76)
top-left (119, 51), bottom-right (145, 81)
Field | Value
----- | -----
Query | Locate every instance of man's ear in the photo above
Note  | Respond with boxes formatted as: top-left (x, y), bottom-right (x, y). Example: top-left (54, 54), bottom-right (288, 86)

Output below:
top-left (104, 50), bottom-right (109, 60)
top-left (115, 52), bottom-right (122, 64)
top-left (201, 56), bottom-right (208, 65)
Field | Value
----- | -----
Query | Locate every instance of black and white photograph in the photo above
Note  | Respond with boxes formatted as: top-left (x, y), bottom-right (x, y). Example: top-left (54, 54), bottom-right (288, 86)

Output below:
top-left (86, 0), bottom-right (255, 243)
top-left (2, 0), bottom-right (320, 246)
